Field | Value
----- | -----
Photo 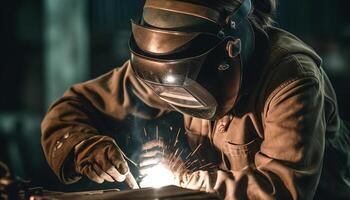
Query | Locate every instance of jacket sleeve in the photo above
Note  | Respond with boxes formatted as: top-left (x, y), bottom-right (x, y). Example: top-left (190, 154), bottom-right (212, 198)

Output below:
top-left (41, 61), bottom-right (172, 183)
top-left (255, 80), bottom-right (324, 199)
top-left (227, 55), bottom-right (326, 199)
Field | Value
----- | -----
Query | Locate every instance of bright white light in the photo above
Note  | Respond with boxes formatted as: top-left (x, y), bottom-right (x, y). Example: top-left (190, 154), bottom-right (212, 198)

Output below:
top-left (165, 75), bottom-right (176, 83)
top-left (139, 164), bottom-right (175, 188)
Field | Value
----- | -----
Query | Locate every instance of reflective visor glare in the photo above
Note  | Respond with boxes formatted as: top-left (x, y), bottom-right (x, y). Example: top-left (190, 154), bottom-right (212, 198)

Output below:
top-left (148, 84), bottom-right (205, 108)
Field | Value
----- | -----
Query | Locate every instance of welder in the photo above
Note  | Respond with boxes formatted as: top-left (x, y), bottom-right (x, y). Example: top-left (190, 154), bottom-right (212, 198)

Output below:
top-left (41, 0), bottom-right (350, 199)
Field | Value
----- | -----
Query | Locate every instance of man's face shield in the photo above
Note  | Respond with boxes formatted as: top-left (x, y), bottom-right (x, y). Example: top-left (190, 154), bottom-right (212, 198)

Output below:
top-left (129, 20), bottom-right (242, 119)
top-left (128, 0), bottom-right (253, 119)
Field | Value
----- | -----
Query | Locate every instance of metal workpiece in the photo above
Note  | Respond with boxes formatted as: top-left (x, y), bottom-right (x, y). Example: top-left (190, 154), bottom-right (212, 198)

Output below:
top-left (29, 185), bottom-right (221, 200)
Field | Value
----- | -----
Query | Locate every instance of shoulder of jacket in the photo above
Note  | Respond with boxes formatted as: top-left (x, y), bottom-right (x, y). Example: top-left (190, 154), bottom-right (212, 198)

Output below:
top-left (258, 40), bottom-right (324, 119)
top-left (266, 27), bottom-right (322, 69)
top-left (260, 27), bottom-right (323, 93)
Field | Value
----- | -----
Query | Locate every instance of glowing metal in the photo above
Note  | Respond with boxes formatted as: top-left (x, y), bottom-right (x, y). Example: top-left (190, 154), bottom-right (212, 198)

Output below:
top-left (139, 164), bottom-right (176, 188)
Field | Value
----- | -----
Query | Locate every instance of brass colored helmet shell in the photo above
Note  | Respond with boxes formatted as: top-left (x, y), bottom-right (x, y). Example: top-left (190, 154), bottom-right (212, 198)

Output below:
top-left (128, 0), bottom-right (254, 119)
top-left (131, 20), bottom-right (201, 55)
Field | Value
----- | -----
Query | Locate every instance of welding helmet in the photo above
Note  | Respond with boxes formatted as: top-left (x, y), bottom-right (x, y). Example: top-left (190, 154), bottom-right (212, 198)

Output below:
top-left (129, 0), bottom-right (255, 120)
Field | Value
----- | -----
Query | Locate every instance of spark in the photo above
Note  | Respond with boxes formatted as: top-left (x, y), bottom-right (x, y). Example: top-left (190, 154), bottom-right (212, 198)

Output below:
top-left (188, 160), bottom-right (199, 168)
top-left (169, 151), bottom-right (183, 171)
top-left (143, 128), bottom-right (148, 137)
top-left (191, 144), bottom-right (202, 156)
top-left (186, 143), bottom-right (202, 160)
top-left (173, 128), bottom-right (181, 147)
top-left (178, 158), bottom-right (192, 171)
top-left (139, 125), bottom-right (213, 189)
top-left (185, 151), bottom-right (193, 160)
top-left (167, 149), bottom-right (178, 163)
top-left (198, 162), bottom-right (215, 170)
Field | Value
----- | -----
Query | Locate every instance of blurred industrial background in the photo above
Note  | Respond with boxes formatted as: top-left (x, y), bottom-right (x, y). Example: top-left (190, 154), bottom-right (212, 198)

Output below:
top-left (0, 0), bottom-right (349, 192)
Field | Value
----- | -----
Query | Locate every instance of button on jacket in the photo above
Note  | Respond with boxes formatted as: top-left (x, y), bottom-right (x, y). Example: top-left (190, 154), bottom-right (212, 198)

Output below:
top-left (41, 27), bottom-right (343, 199)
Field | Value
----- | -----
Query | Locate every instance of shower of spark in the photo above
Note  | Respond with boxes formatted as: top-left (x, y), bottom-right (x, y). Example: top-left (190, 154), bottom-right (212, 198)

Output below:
top-left (138, 126), bottom-right (216, 189)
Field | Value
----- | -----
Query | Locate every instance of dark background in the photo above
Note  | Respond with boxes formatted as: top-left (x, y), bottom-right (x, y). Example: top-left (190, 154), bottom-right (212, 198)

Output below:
top-left (0, 0), bottom-right (349, 191)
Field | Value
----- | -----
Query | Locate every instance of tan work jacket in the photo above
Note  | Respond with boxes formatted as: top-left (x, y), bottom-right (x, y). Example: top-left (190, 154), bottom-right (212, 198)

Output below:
top-left (41, 27), bottom-right (342, 199)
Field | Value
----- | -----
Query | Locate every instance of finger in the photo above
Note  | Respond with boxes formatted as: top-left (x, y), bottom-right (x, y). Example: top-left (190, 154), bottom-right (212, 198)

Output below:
top-left (139, 157), bottom-right (161, 168)
top-left (125, 173), bottom-right (140, 189)
top-left (140, 149), bottom-right (163, 158)
top-left (190, 171), bottom-right (203, 190)
top-left (214, 170), bottom-right (226, 191)
top-left (185, 171), bottom-right (201, 190)
top-left (91, 143), bottom-right (129, 182)
top-left (93, 163), bottom-right (114, 182)
top-left (225, 178), bottom-right (235, 200)
top-left (201, 171), bottom-right (215, 193)
top-left (193, 171), bottom-right (207, 190)
top-left (213, 170), bottom-right (236, 199)
top-left (94, 152), bottom-right (124, 181)
top-left (142, 140), bottom-right (165, 150)
top-left (106, 166), bottom-right (127, 182)
top-left (81, 164), bottom-right (104, 184)
top-left (108, 148), bottom-right (129, 176)
top-left (177, 171), bottom-right (191, 187)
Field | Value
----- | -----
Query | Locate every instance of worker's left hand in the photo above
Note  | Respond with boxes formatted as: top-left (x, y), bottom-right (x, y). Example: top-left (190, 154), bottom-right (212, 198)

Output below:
top-left (139, 140), bottom-right (185, 176)
top-left (139, 140), bottom-right (166, 173)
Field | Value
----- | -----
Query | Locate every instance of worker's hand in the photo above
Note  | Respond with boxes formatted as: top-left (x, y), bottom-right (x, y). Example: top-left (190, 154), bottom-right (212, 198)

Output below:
top-left (74, 136), bottom-right (129, 184)
top-left (139, 140), bottom-right (185, 177)
top-left (178, 170), bottom-right (216, 193)
top-left (180, 170), bottom-right (236, 200)
top-left (139, 140), bottom-right (165, 174)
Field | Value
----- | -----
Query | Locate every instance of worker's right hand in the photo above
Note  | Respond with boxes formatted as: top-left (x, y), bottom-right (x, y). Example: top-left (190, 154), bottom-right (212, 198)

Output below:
top-left (179, 170), bottom-right (236, 199)
top-left (74, 136), bottom-right (130, 184)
